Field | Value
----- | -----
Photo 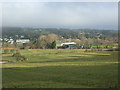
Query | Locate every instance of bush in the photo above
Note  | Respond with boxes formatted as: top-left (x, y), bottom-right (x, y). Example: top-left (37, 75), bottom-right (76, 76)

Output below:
top-left (12, 52), bottom-right (21, 57)
top-left (105, 48), bottom-right (119, 51)
top-left (98, 49), bottom-right (102, 51)
top-left (10, 49), bottom-right (15, 53)
top-left (4, 49), bottom-right (9, 54)
top-left (16, 55), bottom-right (27, 62)
top-left (84, 49), bottom-right (88, 52)
top-left (12, 52), bottom-right (28, 62)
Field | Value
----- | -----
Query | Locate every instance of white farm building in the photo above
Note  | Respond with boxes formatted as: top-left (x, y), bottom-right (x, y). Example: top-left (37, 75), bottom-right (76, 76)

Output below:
top-left (16, 39), bottom-right (30, 44)
top-left (61, 42), bottom-right (76, 46)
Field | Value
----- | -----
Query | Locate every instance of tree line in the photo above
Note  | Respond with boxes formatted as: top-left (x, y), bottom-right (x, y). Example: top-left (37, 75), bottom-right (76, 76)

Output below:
top-left (2, 27), bottom-right (118, 49)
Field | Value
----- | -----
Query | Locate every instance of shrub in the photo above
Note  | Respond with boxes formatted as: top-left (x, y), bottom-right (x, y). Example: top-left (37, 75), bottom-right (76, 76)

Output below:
top-left (84, 49), bottom-right (88, 52)
top-left (4, 49), bottom-right (9, 54)
top-left (12, 52), bottom-right (28, 62)
top-left (12, 52), bottom-right (21, 57)
top-left (10, 49), bottom-right (15, 53)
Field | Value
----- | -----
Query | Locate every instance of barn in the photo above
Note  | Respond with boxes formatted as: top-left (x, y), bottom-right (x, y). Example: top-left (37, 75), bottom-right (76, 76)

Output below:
top-left (57, 42), bottom-right (77, 49)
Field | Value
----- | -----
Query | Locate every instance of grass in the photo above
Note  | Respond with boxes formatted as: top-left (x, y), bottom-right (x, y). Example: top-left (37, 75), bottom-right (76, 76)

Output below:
top-left (2, 49), bottom-right (119, 88)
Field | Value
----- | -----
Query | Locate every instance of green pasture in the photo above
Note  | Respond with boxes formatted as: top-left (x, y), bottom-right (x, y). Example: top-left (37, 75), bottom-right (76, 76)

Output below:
top-left (2, 49), bottom-right (119, 88)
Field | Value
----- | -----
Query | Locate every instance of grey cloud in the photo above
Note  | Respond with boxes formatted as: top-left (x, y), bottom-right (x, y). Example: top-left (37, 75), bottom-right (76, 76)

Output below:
top-left (2, 2), bottom-right (118, 29)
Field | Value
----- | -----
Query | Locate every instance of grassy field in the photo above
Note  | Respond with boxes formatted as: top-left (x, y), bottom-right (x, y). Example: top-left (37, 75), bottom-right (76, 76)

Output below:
top-left (2, 49), bottom-right (118, 88)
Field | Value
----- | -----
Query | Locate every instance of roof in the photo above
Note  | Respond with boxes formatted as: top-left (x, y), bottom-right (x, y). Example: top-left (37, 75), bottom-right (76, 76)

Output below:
top-left (16, 39), bottom-right (30, 43)
top-left (61, 42), bottom-right (76, 45)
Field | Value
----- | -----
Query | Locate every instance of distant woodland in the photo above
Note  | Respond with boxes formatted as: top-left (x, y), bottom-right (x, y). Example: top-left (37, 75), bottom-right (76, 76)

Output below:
top-left (1, 27), bottom-right (118, 49)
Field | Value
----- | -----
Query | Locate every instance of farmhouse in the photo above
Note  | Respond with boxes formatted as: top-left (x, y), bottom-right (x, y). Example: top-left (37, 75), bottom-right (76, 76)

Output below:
top-left (8, 39), bottom-right (14, 44)
top-left (16, 39), bottom-right (30, 44)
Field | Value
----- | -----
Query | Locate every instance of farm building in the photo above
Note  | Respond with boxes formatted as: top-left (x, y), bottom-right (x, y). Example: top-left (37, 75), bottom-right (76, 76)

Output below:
top-left (61, 42), bottom-right (76, 46)
top-left (57, 42), bottom-right (78, 49)
top-left (16, 39), bottom-right (30, 44)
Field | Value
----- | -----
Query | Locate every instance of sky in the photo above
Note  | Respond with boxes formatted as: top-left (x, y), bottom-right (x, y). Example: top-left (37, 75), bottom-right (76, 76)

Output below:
top-left (2, 2), bottom-right (118, 30)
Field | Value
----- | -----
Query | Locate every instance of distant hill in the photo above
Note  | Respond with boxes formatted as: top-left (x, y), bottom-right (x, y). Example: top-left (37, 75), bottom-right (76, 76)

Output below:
top-left (2, 27), bottom-right (118, 40)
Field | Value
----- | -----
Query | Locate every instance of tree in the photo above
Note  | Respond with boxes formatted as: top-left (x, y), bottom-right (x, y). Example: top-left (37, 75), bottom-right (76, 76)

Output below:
top-left (34, 34), bottom-right (58, 49)
top-left (51, 41), bottom-right (56, 49)
top-left (37, 35), bottom-right (48, 49)
top-left (4, 49), bottom-right (9, 54)
top-left (47, 34), bottom-right (58, 43)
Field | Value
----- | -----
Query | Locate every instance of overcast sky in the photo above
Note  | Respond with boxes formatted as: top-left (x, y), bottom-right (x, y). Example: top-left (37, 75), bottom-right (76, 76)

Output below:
top-left (2, 2), bottom-right (118, 30)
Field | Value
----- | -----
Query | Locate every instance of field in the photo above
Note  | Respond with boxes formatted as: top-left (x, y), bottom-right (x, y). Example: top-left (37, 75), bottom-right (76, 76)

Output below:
top-left (2, 49), bottom-right (119, 88)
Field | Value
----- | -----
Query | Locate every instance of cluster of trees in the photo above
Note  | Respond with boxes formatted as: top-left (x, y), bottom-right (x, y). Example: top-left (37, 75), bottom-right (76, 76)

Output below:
top-left (3, 49), bottom-right (27, 61)
top-left (2, 33), bottom-right (118, 49)
top-left (2, 27), bottom-right (118, 41)
top-left (2, 27), bottom-right (118, 49)
top-left (30, 34), bottom-right (58, 49)
top-left (68, 38), bottom-right (118, 48)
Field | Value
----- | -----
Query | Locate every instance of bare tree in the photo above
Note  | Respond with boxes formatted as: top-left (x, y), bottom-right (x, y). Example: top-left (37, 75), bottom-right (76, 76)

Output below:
top-left (35, 34), bottom-right (58, 49)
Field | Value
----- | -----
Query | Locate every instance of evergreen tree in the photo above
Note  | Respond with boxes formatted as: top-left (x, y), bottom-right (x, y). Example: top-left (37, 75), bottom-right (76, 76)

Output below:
top-left (51, 41), bottom-right (56, 49)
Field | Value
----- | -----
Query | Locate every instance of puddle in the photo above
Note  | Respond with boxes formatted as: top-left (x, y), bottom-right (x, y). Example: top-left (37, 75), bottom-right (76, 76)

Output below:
top-left (0, 61), bottom-right (16, 64)
top-left (0, 61), bottom-right (8, 64)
